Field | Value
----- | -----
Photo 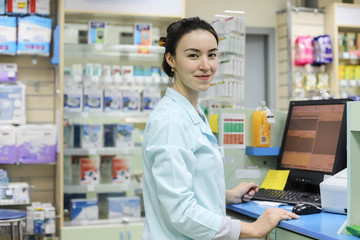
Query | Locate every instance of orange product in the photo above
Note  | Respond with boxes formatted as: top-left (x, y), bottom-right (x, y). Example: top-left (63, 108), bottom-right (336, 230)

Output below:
top-left (253, 101), bottom-right (271, 147)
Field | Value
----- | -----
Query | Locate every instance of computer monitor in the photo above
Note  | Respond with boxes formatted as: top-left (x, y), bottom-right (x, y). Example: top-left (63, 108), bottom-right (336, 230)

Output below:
top-left (277, 98), bottom-right (351, 193)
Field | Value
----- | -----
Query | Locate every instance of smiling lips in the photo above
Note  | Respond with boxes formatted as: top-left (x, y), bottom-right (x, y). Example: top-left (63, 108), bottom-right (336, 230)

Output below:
top-left (196, 75), bottom-right (211, 80)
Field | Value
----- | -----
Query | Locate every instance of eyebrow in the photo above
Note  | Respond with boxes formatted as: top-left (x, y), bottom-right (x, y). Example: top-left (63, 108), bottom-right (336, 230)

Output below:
top-left (184, 48), bottom-right (218, 53)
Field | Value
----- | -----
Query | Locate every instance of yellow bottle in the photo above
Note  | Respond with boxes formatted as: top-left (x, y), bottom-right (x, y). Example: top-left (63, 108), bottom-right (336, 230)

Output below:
top-left (253, 101), bottom-right (271, 147)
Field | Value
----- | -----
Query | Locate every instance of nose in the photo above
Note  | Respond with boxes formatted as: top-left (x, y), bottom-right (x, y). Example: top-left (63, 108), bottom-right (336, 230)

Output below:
top-left (199, 57), bottom-right (211, 71)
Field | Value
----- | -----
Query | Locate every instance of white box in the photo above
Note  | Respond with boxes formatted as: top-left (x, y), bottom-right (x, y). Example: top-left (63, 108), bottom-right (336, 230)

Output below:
top-left (16, 124), bottom-right (57, 164)
top-left (29, 0), bottom-right (50, 15)
top-left (0, 82), bottom-right (26, 125)
top-left (71, 199), bottom-right (98, 221)
top-left (44, 206), bottom-right (55, 234)
top-left (33, 210), bottom-right (44, 234)
top-left (26, 206), bottom-right (34, 233)
top-left (108, 197), bottom-right (140, 219)
top-left (80, 157), bottom-right (100, 185)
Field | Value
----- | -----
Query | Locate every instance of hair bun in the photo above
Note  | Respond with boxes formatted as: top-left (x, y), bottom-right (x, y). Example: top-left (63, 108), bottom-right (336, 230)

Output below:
top-left (159, 37), bottom-right (166, 47)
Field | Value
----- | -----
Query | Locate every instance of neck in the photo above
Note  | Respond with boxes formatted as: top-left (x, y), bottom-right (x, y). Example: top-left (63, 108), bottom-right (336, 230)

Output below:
top-left (172, 79), bottom-right (199, 112)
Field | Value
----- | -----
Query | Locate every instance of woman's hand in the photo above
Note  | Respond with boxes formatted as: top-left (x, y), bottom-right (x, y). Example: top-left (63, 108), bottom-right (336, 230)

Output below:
top-left (226, 182), bottom-right (259, 205)
top-left (240, 208), bottom-right (300, 238)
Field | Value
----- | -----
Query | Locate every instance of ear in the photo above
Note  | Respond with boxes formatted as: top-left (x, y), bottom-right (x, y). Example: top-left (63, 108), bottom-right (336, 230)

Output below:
top-left (165, 52), bottom-right (175, 68)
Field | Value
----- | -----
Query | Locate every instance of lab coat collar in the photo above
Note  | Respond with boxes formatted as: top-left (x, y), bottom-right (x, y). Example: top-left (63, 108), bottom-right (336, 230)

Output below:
top-left (165, 88), bottom-right (217, 143)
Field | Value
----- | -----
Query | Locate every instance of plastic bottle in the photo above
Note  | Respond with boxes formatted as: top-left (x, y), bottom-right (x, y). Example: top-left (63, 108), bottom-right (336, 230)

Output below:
top-left (253, 101), bottom-right (271, 147)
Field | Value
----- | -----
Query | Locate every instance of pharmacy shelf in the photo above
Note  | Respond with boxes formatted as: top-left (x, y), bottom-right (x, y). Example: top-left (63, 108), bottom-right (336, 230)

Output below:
top-left (64, 147), bottom-right (141, 156)
top-left (63, 183), bottom-right (128, 194)
top-left (63, 217), bottom-right (145, 227)
top-left (64, 43), bottom-right (164, 60)
top-left (64, 111), bottom-right (150, 124)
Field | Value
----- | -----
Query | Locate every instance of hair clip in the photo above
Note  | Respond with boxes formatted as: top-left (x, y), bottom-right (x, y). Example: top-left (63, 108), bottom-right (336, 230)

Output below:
top-left (159, 37), bottom-right (166, 47)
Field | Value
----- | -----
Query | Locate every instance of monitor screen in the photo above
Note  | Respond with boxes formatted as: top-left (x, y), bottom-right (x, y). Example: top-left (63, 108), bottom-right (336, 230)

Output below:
top-left (278, 99), bottom-right (351, 190)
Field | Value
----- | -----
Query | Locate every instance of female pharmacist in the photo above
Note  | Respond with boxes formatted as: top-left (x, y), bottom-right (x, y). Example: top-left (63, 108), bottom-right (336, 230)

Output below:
top-left (142, 17), bottom-right (299, 239)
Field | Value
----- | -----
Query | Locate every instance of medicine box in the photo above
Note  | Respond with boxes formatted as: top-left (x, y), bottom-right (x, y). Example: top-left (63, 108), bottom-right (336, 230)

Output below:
top-left (71, 198), bottom-right (98, 221)
top-left (80, 157), bottom-right (100, 185)
top-left (0, 82), bottom-right (26, 125)
top-left (34, 210), bottom-right (45, 234)
top-left (6, 0), bottom-right (28, 15)
top-left (16, 124), bottom-right (57, 164)
top-left (0, 125), bottom-right (17, 164)
top-left (81, 124), bottom-right (102, 149)
top-left (108, 197), bottom-right (141, 219)
top-left (88, 20), bottom-right (106, 44)
top-left (112, 157), bottom-right (130, 186)
top-left (0, 17), bottom-right (17, 55)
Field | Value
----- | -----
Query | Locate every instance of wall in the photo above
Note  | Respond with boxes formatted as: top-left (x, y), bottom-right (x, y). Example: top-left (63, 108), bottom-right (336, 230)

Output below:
top-left (185, 0), bottom-right (360, 28)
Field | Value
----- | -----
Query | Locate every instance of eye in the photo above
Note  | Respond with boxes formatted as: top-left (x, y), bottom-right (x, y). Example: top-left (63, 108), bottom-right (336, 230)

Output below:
top-left (209, 53), bottom-right (217, 58)
top-left (188, 53), bottom-right (199, 58)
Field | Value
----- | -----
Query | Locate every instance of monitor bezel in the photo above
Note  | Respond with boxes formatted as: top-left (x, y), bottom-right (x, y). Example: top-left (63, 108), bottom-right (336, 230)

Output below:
top-left (277, 98), bottom-right (351, 191)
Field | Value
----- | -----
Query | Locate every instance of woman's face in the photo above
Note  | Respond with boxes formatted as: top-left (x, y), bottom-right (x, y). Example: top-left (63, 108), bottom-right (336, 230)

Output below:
top-left (167, 29), bottom-right (218, 94)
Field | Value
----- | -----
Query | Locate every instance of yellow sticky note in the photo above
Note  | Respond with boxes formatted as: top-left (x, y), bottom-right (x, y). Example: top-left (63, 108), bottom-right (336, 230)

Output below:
top-left (260, 169), bottom-right (290, 191)
top-left (209, 114), bottom-right (219, 133)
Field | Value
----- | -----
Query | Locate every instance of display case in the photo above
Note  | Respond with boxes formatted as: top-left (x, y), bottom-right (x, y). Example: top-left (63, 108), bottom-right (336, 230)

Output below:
top-left (57, 0), bottom-right (184, 238)
top-left (325, 3), bottom-right (360, 99)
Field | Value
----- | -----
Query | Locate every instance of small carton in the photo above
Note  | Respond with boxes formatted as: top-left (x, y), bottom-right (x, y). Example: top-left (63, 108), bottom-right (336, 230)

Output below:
top-left (108, 197), bottom-right (141, 219)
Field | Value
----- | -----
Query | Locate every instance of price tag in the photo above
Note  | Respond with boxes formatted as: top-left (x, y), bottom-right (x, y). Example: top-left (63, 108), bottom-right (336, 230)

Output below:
top-left (87, 185), bottom-right (95, 192)
top-left (94, 44), bottom-right (103, 50)
top-left (89, 148), bottom-right (97, 155)
top-left (81, 112), bottom-right (89, 118)
top-left (138, 45), bottom-right (149, 54)
top-left (18, 2), bottom-right (26, 8)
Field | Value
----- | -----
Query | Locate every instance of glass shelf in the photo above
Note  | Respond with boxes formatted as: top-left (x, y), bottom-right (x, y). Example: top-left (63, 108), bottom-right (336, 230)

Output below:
top-left (64, 183), bottom-right (128, 194)
top-left (64, 146), bottom-right (141, 156)
top-left (64, 43), bottom-right (164, 60)
top-left (63, 217), bottom-right (145, 227)
top-left (64, 111), bottom-right (150, 124)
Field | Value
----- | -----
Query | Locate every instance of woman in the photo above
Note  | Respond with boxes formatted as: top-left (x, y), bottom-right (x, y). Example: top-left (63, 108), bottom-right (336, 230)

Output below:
top-left (142, 17), bottom-right (299, 240)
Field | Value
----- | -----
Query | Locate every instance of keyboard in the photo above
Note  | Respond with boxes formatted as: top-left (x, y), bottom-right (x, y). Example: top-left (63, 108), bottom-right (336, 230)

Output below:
top-left (252, 188), bottom-right (321, 207)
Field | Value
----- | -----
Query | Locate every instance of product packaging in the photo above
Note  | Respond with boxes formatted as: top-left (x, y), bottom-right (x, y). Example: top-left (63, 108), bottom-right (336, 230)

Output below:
top-left (0, 0), bottom-right (5, 14)
top-left (17, 16), bottom-right (52, 56)
top-left (0, 82), bottom-right (26, 125)
top-left (88, 20), bottom-right (106, 44)
top-left (34, 210), bottom-right (45, 234)
top-left (82, 124), bottom-right (102, 149)
top-left (0, 125), bottom-right (17, 164)
top-left (0, 17), bottom-right (17, 55)
top-left (312, 35), bottom-right (333, 65)
top-left (112, 157), bottom-right (130, 185)
top-left (29, 0), bottom-right (50, 16)
top-left (104, 88), bottom-right (122, 112)
top-left (16, 124), bottom-right (57, 164)
top-left (115, 124), bottom-right (134, 148)
top-left (83, 86), bottom-right (103, 112)
top-left (6, 0), bottom-right (27, 15)
top-left (80, 157), bottom-right (100, 185)
top-left (294, 35), bottom-right (313, 66)
top-left (142, 88), bottom-right (160, 111)
top-left (0, 63), bottom-right (17, 82)
top-left (122, 90), bottom-right (140, 112)
top-left (108, 197), bottom-right (141, 219)
top-left (134, 22), bottom-right (151, 45)
top-left (64, 80), bottom-right (83, 112)
top-left (44, 205), bottom-right (56, 234)
top-left (70, 198), bottom-right (99, 221)
top-left (253, 101), bottom-right (273, 147)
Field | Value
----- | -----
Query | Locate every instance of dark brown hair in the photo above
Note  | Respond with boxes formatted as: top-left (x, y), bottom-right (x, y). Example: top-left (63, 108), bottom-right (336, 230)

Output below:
top-left (161, 17), bottom-right (219, 77)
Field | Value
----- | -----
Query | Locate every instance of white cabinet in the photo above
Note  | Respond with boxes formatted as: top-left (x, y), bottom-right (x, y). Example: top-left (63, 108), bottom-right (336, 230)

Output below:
top-left (57, 0), bottom-right (184, 236)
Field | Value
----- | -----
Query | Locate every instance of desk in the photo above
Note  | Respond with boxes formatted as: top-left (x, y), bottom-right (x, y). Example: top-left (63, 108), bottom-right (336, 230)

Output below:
top-left (227, 202), bottom-right (358, 240)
